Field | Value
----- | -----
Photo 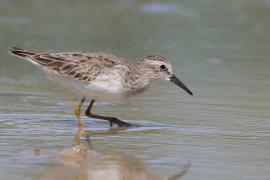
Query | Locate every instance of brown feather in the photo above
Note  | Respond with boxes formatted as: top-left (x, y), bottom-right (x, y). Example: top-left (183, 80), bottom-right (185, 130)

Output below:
top-left (9, 48), bottom-right (136, 83)
top-left (9, 47), bottom-right (36, 58)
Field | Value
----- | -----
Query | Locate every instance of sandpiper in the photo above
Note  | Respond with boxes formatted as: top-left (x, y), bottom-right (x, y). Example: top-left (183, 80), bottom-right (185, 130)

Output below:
top-left (9, 47), bottom-right (193, 127)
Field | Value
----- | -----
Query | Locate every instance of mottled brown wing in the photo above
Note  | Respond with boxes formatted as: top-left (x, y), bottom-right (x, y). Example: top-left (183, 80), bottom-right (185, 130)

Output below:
top-left (10, 48), bottom-right (131, 83)
top-left (34, 52), bottom-right (133, 82)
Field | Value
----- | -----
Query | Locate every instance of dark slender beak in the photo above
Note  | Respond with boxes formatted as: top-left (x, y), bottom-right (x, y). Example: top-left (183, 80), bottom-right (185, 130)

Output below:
top-left (170, 74), bottom-right (193, 96)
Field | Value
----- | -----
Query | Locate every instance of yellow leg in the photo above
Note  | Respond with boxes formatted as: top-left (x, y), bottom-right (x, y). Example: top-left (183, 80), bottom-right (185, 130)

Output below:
top-left (74, 97), bottom-right (85, 126)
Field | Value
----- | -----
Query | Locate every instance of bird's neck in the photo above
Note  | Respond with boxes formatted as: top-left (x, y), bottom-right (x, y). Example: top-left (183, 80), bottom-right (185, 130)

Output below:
top-left (121, 64), bottom-right (158, 96)
top-left (133, 64), bottom-right (159, 86)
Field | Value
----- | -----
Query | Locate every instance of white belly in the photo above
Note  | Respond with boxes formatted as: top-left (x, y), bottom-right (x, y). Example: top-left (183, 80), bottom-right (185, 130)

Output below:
top-left (48, 74), bottom-right (126, 101)
top-left (40, 67), bottom-right (146, 101)
top-left (84, 78), bottom-right (126, 100)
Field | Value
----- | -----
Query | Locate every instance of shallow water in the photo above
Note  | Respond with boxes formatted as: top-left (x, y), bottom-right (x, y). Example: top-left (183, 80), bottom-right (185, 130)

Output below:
top-left (1, 0), bottom-right (270, 179)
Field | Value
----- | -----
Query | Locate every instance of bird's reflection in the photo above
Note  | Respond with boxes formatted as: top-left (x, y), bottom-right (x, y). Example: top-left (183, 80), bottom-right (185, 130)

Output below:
top-left (36, 127), bottom-right (190, 180)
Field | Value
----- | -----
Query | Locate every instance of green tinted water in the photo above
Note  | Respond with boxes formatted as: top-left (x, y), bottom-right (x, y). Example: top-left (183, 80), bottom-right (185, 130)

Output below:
top-left (1, 0), bottom-right (270, 179)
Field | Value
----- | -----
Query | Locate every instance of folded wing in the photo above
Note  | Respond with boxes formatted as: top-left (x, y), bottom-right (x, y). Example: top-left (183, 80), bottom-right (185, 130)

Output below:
top-left (9, 47), bottom-right (131, 83)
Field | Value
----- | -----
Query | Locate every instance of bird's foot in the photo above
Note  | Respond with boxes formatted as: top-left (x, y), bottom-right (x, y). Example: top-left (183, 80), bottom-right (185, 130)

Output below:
top-left (110, 117), bottom-right (131, 127)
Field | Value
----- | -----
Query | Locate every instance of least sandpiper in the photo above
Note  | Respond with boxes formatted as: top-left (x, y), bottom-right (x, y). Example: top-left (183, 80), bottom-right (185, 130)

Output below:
top-left (9, 47), bottom-right (193, 127)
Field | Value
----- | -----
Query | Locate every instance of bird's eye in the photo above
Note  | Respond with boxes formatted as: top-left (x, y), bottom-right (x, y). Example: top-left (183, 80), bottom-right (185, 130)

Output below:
top-left (160, 64), bottom-right (166, 70)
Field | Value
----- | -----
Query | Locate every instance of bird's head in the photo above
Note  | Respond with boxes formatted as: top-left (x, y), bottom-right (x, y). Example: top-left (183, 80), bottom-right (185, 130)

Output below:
top-left (138, 55), bottom-right (193, 96)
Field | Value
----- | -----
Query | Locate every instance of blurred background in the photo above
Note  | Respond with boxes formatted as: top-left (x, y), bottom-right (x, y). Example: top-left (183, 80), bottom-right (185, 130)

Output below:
top-left (0, 0), bottom-right (270, 180)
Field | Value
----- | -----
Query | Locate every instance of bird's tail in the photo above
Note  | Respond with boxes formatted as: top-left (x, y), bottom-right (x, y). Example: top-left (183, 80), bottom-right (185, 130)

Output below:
top-left (9, 47), bottom-right (36, 59)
